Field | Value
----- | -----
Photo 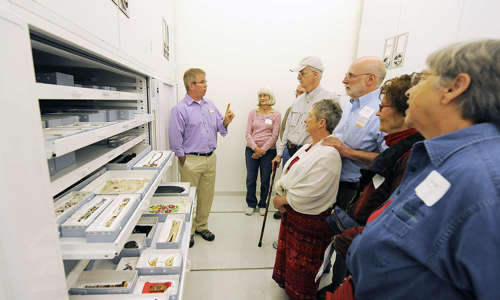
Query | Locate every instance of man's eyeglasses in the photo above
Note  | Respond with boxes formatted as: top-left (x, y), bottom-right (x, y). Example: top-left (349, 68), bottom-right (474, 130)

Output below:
top-left (345, 72), bottom-right (373, 80)
top-left (378, 104), bottom-right (394, 112)
top-left (192, 80), bottom-right (208, 85)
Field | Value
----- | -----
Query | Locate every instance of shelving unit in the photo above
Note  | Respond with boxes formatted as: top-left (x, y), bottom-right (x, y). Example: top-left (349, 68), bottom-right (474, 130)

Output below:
top-left (59, 158), bottom-right (174, 260)
top-left (45, 114), bottom-right (153, 159)
top-left (67, 187), bottom-right (196, 300)
top-left (37, 83), bottom-right (141, 101)
top-left (50, 134), bottom-right (146, 195)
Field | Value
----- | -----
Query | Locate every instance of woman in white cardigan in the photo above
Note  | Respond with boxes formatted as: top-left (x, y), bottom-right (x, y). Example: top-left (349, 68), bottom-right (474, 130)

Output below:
top-left (272, 99), bottom-right (342, 300)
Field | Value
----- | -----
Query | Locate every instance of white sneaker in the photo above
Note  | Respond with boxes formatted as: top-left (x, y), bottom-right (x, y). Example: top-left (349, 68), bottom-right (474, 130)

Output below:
top-left (245, 207), bottom-right (255, 216)
top-left (259, 208), bottom-right (266, 216)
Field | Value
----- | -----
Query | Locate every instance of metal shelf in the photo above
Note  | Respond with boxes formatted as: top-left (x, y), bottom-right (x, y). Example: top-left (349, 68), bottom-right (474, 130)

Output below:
top-left (36, 82), bottom-right (140, 100)
top-left (59, 161), bottom-right (170, 260)
top-left (45, 114), bottom-right (152, 158)
top-left (50, 134), bottom-right (146, 196)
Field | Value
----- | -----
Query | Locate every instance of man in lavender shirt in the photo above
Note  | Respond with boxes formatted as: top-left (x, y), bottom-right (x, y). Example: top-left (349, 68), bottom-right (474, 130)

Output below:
top-left (168, 68), bottom-right (235, 248)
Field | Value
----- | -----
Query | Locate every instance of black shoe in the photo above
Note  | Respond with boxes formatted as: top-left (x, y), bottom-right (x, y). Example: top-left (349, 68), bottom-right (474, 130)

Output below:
top-left (273, 211), bottom-right (282, 219)
top-left (189, 235), bottom-right (195, 248)
top-left (195, 229), bottom-right (215, 241)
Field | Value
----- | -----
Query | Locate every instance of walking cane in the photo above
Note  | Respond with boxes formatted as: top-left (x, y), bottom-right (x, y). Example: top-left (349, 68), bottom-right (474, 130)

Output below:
top-left (258, 161), bottom-right (278, 247)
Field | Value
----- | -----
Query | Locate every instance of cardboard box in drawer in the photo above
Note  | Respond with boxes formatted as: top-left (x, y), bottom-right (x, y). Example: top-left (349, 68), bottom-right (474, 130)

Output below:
top-left (80, 169), bottom-right (157, 196)
top-left (68, 270), bottom-right (138, 295)
top-left (132, 150), bottom-right (172, 170)
top-left (60, 195), bottom-right (114, 237)
top-left (85, 194), bottom-right (140, 242)
top-left (134, 274), bottom-right (179, 299)
top-left (144, 196), bottom-right (191, 222)
top-left (116, 257), bottom-right (139, 271)
top-left (118, 110), bottom-right (136, 120)
top-left (156, 215), bottom-right (185, 249)
top-left (136, 249), bottom-right (182, 275)
top-left (54, 191), bottom-right (94, 225)
top-left (36, 72), bottom-right (74, 86)
top-left (106, 145), bottom-right (151, 170)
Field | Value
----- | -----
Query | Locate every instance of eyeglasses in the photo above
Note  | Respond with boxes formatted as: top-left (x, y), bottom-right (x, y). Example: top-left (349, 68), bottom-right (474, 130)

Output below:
top-left (298, 70), bottom-right (312, 77)
top-left (345, 72), bottom-right (373, 80)
top-left (378, 104), bottom-right (394, 112)
top-left (192, 80), bottom-right (208, 85)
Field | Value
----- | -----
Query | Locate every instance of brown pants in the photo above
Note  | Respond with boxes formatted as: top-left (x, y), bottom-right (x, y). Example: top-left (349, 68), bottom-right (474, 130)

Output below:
top-left (180, 153), bottom-right (216, 234)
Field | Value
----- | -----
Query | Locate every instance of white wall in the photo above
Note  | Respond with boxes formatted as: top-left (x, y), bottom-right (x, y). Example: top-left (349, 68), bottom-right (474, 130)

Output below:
top-left (357, 0), bottom-right (500, 80)
top-left (175, 0), bottom-right (363, 192)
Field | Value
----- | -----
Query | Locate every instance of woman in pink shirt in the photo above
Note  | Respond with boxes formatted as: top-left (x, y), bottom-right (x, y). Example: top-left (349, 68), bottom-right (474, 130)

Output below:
top-left (245, 88), bottom-right (281, 216)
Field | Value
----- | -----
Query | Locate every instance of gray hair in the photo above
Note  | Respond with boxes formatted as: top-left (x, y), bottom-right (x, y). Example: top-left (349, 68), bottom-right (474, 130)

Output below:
top-left (427, 39), bottom-right (500, 126)
top-left (312, 99), bottom-right (343, 133)
top-left (183, 68), bottom-right (205, 92)
top-left (257, 88), bottom-right (276, 106)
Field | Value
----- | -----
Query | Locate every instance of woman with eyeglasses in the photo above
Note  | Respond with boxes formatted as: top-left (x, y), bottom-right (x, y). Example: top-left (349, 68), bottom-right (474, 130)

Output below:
top-left (319, 74), bottom-right (424, 300)
top-left (244, 88), bottom-right (281, 216)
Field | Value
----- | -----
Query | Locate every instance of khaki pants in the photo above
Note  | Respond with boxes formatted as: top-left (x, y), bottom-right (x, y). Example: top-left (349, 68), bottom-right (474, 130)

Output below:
top-left (180, 153), bottom-right (216, 235)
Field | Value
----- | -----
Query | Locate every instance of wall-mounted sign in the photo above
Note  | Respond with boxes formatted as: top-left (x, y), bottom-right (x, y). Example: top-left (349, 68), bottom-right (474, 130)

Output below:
top-left (382, 32), bottom-right (409, 69)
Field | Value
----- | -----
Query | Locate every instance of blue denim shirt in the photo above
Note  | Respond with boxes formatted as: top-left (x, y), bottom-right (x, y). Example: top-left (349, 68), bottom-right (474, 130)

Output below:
top-left (347, 123), bottom-right (500, 300)
top-left (334, 89), bottom-right (386, 182)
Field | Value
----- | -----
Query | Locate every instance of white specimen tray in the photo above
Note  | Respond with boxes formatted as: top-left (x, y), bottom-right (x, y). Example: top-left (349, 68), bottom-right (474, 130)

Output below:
top-left (56, 121), bottom-right (115, 131)
top-left (44, 127), bottom-right (86, 140)
top-left (144, 196), bottom-right (192, 222)
top-left (69, 270), bottom-right (138, 295)
top-left (132, 150), bottom-right (172, 170)
top-left (120, 233), bottom-right (147, 257)
top-left (61, 195), bottom-right (115, 237)
top-left (80, 170), bottom-right (157, 195)
top-left (136, 249), bottom-right (182, 275)
top-left (54, 191), bottom-right (94, 225)
top-left (133, 275), bottom-right (179, 298)
top-left (85, 194), bottom-right (140, 242)
top-left (156, 216), bottom-right (184, 249)
top-left (116, 257), bottom-right (139, 271)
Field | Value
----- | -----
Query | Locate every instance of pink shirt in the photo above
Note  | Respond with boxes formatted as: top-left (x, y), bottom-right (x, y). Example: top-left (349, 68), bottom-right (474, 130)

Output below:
top-left (246, 109), bottom-right (281, 151)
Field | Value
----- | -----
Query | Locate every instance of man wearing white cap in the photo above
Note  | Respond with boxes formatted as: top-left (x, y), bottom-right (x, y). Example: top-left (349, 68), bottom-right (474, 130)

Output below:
top-left (272, 56), bottom-right (340, 220)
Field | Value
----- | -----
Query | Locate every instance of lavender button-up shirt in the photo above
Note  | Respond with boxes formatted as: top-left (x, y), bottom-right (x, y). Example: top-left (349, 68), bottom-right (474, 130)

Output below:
top-left (168, 95), bottom-right (227, 157)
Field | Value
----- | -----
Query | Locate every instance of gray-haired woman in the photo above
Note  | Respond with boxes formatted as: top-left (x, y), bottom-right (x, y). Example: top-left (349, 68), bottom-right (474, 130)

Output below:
top-left (244, 88), bottom-right (281, 216)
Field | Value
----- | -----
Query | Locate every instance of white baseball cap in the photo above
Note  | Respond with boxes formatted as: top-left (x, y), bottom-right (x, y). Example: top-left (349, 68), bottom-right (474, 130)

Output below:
top-left (290, 56), bottom-right (324, 72)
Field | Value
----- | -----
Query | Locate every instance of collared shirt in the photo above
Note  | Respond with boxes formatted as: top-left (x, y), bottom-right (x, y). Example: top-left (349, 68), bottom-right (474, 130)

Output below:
top-left (347, 123), bottom-right (500, 300)
top-left (168, 94), bottom-right (227, 157)
top-left (276, 140), bottom-right (341, 215)
top-left (334, 89), bottom-right (386, 182)
top-left (277, 85), bottom-right (339, 155)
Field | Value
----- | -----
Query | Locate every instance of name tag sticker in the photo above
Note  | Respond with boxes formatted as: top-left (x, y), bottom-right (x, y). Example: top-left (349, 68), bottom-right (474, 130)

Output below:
top-left (372, 174), bottom-right (385, 189)
top-left (356, 106), bottom-right (375, 127)
top-left (209, 110), bottom-right (215, 113)
top-left (265, 118), bottom-right (273, 125)
top-left (415, 170), bottom-right (450, 206)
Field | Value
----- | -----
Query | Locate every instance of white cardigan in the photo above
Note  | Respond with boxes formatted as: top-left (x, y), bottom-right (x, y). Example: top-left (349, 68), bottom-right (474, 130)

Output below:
top-left (276, 142), bottom-right (341, 215)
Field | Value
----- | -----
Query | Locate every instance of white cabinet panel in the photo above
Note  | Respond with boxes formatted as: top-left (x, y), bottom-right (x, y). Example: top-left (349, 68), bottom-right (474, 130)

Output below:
top-left (10, 0), bottom-right (120, 49)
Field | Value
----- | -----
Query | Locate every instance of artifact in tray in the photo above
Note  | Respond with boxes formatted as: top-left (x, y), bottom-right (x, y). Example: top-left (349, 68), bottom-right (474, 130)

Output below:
top-left (116, 257), bottom-right (139, 271)
top-left (100, 178), bottom-right (150, 194)
top-left (60, 195), bottom-right (114, 237)
top-left (134, 151), bottom-right (171, 168)
top-left (86, 194), bottom-right (139, 234)
top-left (142, 281), bottom-right (172, 294)
top-left (54, 191), bottom-right (94, 224)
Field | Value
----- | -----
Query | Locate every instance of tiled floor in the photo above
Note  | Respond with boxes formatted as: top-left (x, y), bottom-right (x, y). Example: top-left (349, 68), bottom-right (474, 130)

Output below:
top-left (183, 194), bottom-right (332, 299)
